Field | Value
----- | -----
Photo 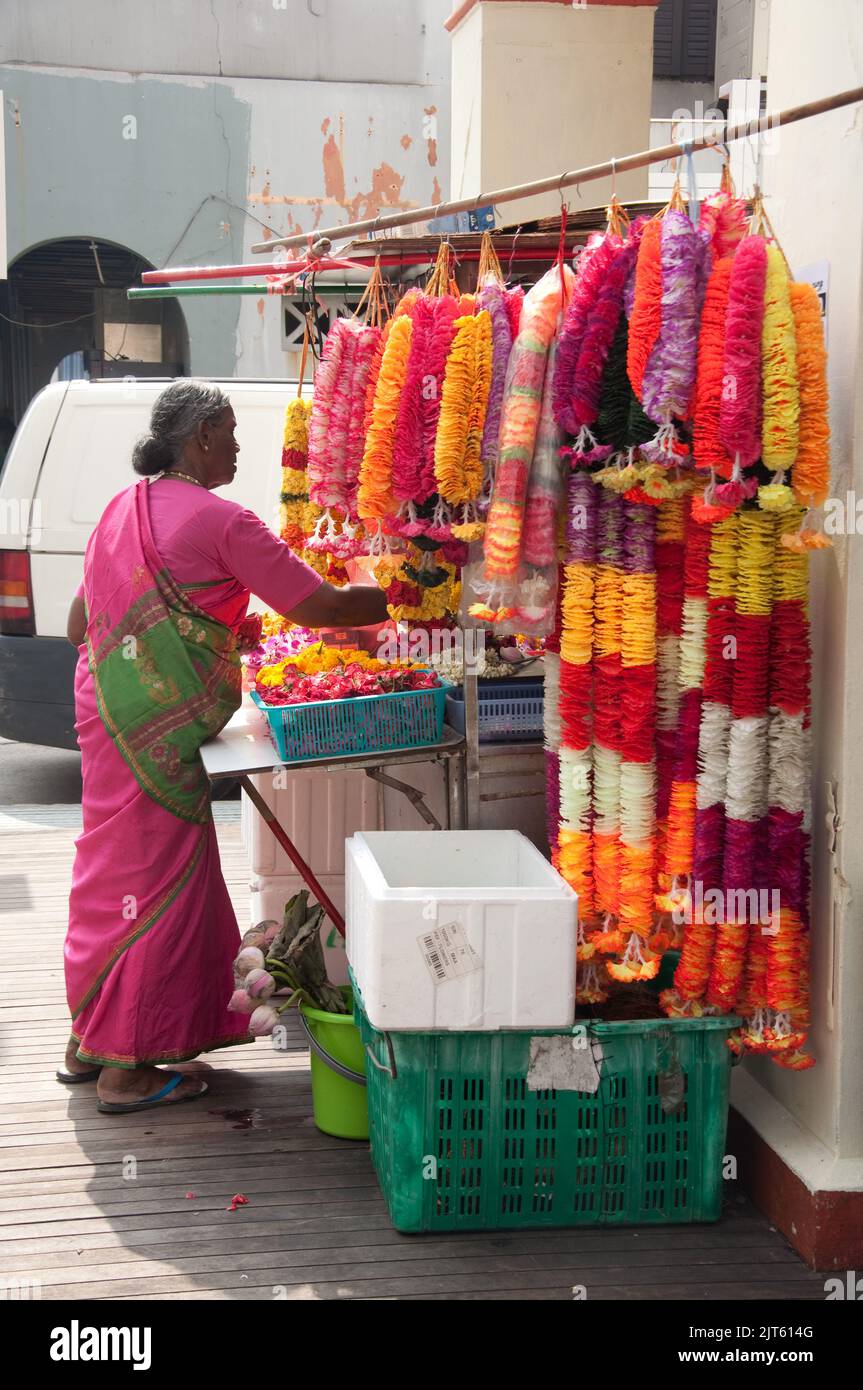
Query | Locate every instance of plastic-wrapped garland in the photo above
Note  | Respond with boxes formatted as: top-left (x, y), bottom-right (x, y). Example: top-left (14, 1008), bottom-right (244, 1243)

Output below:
top-left (480, 263), bottom-right (575, 589)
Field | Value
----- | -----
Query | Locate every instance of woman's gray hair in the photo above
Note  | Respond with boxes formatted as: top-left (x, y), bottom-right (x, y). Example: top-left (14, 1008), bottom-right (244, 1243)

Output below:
top-left (132, 379), bottom-right (230, 476)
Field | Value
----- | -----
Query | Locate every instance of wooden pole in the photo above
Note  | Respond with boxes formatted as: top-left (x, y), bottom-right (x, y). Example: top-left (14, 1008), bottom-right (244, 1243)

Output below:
top-left (250, 84), bottom-right (863, 255)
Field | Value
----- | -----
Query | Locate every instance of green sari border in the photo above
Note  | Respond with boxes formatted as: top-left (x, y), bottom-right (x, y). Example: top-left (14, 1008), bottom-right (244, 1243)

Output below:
top-left (70, 828), bottom-right (208, 1021)
top-left (86, 631), bottom-right (211, 826)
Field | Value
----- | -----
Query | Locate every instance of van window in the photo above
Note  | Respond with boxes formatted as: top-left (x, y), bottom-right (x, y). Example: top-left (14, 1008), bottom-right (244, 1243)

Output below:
top-left (32, 386), bottom-right (287, 551)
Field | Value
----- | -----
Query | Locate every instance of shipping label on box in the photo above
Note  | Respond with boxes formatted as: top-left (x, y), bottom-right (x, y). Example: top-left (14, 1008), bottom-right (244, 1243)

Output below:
top-left (417, 921), bottom-right (482, 984)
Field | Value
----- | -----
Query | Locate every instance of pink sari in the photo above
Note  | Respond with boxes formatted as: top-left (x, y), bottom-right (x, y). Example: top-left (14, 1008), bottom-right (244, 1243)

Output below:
top-left (67, 478), bottom-right (320, 1067)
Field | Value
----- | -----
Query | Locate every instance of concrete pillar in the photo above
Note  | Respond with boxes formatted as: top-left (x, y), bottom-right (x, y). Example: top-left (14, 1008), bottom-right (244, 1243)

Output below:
top-left (446, 0), bottom-right (658, 224)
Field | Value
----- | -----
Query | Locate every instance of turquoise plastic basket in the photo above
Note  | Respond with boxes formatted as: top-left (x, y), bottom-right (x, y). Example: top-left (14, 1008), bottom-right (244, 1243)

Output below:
top-left (353, 974), bottom-right (740, 1233)
top-left (250, 681), bottom-right (449, 762)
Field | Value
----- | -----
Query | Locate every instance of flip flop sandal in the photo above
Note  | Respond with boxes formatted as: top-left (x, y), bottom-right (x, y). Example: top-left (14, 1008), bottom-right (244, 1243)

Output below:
top-left (97, 1071), bottom-right (209, 1115)
top-left (56, 1067), bottom-right (101, 1085)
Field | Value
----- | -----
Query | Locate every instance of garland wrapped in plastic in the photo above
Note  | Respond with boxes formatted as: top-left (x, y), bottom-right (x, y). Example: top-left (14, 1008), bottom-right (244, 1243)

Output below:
top-left (470, 261), bottom-right (574, 631)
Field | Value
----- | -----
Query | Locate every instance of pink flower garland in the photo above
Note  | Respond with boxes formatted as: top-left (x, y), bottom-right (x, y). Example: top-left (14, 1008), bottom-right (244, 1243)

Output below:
top-left (553, 233), bottom-right (622, 436)
top-left (719, 235), bottom-right (767, 475)
top-left (392, 297), bottom-right (435, 516)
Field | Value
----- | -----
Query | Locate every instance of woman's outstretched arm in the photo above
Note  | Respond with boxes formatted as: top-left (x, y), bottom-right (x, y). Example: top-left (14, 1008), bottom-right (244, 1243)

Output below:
top-left (286, 581), bottom-right (390, 630)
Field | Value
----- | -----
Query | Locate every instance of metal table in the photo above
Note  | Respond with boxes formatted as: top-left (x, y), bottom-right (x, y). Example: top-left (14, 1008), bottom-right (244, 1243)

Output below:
top-left (200, 696), bottom-right (467, 934)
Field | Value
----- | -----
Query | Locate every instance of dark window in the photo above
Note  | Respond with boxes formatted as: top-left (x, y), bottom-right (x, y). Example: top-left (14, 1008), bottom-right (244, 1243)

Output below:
top-left (653, 0), bottom-right (717, 80)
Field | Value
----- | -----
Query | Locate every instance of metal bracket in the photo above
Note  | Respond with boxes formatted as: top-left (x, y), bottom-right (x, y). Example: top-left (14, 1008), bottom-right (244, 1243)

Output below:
top-left (364, 767), bottom-right (442, 830)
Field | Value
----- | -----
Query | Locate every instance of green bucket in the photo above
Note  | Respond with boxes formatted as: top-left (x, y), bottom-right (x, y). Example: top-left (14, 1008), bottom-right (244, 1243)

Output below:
top-left (299, 987), bottom-right (369, 1140)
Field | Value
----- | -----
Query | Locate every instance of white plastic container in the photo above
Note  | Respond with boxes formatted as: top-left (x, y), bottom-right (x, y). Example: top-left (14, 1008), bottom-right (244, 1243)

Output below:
top-left (345, 830), bottom-right (577, 1031)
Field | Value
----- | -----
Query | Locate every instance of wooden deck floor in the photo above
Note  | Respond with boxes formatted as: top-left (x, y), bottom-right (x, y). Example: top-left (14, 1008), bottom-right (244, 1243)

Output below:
top-left (0, 805), bottom-right (827, 1301)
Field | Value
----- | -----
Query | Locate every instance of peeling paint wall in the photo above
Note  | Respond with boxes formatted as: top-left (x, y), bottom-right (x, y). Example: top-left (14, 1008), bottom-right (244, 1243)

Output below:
top-left (1, 1), bottom-right (451, 381)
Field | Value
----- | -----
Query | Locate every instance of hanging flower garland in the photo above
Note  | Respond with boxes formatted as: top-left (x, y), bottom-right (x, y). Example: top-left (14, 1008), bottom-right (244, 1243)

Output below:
top-left (474, 261), bottom-right (574, 623)
top-left (606, 501), bottom-right (659, 983)
top-left (653, 498), bottom-right (685, 903)
top-left (640, 208), bottom-right (709, 465)
top-left (788, 281), bottom-right (831, 511)
top-left (358, 312), bottom-right (414, 545)
top-left (477, 277), bottom-right (515, 513)
top-left (588, 485), bottom-right (626, 993)
top-left (557, 472), bottom-right (601, 999)
top-left (434, 310), bottom-right (493, 536)
top-left (755, 507), bottom-right (813, 1067)
top-left (659, 504), bottom-right (710, 936)
top-left (280, 398), bottom-right (314, 552)
top-left (626, 216), bottom-right (663, 402)
top-left (758, 243), bottom-right (800, 513)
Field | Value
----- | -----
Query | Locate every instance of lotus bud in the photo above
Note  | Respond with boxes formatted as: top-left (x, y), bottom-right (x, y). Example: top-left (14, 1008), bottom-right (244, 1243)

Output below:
top-left (228, 989), bottom-right (255, 1015)
top-left (241, 927), bottom-right (268, 950)
top-left (249, 1004), bottom-right (279, 1037)
top-left (245, 968), bottom-right (276, 1002)
top-left (261, 919), bottom-right (281, 946)
top-left (234, 946), bottom-right (266, 980)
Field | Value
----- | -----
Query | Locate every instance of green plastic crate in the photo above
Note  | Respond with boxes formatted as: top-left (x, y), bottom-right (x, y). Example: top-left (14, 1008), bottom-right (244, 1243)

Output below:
top-left (354, 980), bottom-right (740, 1233)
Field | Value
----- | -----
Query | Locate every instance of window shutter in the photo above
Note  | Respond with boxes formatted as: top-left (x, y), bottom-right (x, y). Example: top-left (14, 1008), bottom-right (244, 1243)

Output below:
top-left (682, 0), bottom-right (717, 79)
top-left (653, 0), bottom-right (717, 81)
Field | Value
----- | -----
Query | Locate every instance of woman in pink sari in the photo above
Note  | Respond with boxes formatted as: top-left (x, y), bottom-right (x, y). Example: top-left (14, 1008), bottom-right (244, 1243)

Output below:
top-left (62, 381), bottom-right (387, 1113)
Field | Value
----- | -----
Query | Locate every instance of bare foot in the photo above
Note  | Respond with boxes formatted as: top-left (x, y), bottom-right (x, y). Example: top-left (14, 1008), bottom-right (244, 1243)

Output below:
top-left (97, 1065), bottom-right (207, 1106)
top-left (64, 1035), bottom-right (99, 1075)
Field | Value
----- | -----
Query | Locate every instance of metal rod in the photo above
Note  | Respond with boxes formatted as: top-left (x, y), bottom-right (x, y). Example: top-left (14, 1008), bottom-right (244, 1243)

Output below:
top-left (251, 84), bottom-right (863, 254)
top-left (141, 255), bottom-right (366, 284)
top-left (127, 284), bottom-right (370, 299)
top-left (140, 246), bottom-right (591, 289)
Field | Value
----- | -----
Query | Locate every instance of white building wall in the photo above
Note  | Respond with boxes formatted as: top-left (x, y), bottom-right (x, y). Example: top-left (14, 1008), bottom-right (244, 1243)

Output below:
top-left (731, 0), bottom-right (863, 1186)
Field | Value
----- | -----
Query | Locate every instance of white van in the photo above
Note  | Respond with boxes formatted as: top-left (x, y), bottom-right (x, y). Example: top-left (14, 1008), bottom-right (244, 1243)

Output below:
top-left (0, 378), bottom-right (299, 749)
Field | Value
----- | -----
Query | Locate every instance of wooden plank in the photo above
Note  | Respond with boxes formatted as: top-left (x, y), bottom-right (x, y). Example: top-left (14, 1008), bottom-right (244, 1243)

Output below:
top-left (0, 812), bottom-right (822, 1302)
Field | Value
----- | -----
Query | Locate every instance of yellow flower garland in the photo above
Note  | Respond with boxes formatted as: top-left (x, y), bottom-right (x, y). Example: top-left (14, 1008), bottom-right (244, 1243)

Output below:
top-left (761, 244), bottom-right (800, 473)
top-left (358, 314), bottom-right (413, 524)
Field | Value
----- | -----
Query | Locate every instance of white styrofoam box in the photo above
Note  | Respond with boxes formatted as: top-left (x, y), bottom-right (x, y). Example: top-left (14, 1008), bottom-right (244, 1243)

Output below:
top-left (345, 830), bottom-right (577, 1032)
top-left (248, 873), bottom-right (348, 987)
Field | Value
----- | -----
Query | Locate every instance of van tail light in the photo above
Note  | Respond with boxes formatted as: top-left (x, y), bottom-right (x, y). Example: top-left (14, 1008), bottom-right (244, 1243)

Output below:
top-left (0, 551), bottom-right (35, 636)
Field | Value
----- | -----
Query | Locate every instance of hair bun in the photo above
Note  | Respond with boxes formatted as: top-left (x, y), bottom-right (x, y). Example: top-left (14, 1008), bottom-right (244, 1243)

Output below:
top-left (132, 433), bottom-right (174, 477)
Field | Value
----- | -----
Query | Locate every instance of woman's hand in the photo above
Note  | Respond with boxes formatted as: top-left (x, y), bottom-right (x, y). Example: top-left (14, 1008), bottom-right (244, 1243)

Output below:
top-left (287, 582), bottom-right (390, 631)
top-left (67, 595), bottom-right (87, 647)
